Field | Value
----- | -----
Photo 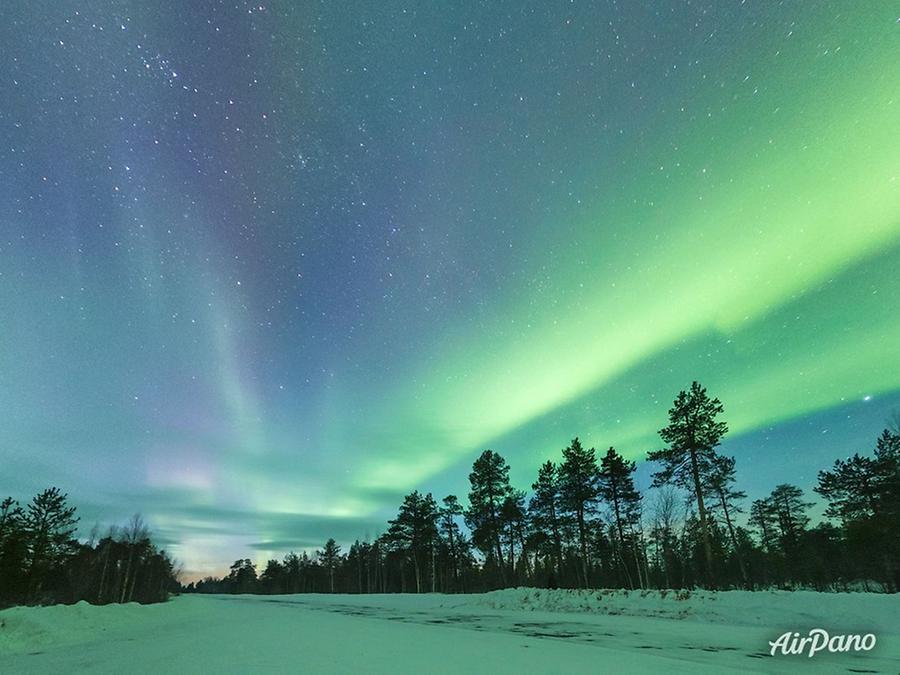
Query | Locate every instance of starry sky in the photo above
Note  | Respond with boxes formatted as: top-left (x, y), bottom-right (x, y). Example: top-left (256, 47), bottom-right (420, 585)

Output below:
top-left (1, 2), bottom-right (898, 578)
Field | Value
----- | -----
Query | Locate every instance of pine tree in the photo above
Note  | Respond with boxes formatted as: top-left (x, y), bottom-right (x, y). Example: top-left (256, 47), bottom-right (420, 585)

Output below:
top-left (559, 437), bottom-right (599, 588)
top-left (529, 461), bottom-right (565, 580)
top-left (648, 382), bottom-right (727, 587)
top-left (386, 491), bottom-right (439, 593)
top-left (320, 539), bottom-right (342, 593)
top-left (749, 498), bottom-right (777, 560)
top-left (226, 559), bottom-right (257, 593)
top-left (597, 447), bottom-right (642, 588)
top-left (769, 484), bottom-right (812, 547)
top-left (22, 487), bottom-right (78, 601)
top-left (282, 552), bottom-right (301, 593)
top-left (465, 450), bottom-right (512, 584)
top-left (347, 541), bottom-right (372, 594)
top-left (816, 454), bottom-right (881, 521)
top-left (816, 429), bottom-right (900, 591)
top-left (763, 484), bottom-right (812, 586)
top-left (260, 559), bottom-right (285, 594)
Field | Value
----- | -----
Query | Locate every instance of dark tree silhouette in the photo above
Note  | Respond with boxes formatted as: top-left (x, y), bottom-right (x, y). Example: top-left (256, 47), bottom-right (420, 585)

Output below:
top-left (386, 491), bottom-right (439, 593)
top-left (648, 382), bottom-right (728, 587)
top-left (226, 559), bottom-right (258, 593)
top-left (597, 447), bottom-right (642, 589)
top-left (185, 423), bottom-right (900, 596)
top-left (465, 450), bottom-right (512, 585)
top-left (0, 490), bottom-right (177, 608)
top-left (559, 438), bottom-right (599, 588)
top-left (500, 490), bottom-right (530, 583)
top-left (319, 539), bottom-right (342, 593)
top-left (440, 495), bottom-right (464, 591)
top-left (703, 455), bottom-right (749, 587)
top-left (23, 488), bottom-right (79, 601)
top-left (817, 428), bottom-right (900, 591)
top-left (529, 461), bottom-right (565, 581)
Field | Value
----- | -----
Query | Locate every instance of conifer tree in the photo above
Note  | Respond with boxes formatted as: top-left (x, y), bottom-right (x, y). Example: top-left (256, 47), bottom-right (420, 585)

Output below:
top-left (816, 454), bottom-right (881, 521)
top-left (23, 487), bottom-right (78, 601)
top-left (386, 491), bottom-right (439, 593)
top-left (226, 558), bottom-right (258, 593)
top-left (282, 552), bottom-right (302, 593)
top-left (320, 539), bottom-right (342, 593)
top-left (597, 447), bottom-right (642, 588)
top-left (648, 382), bottom-right (727, 587)
top-left (769, 484), bottom-right (812, 548)
top-left (260, 559), bottom-right (285, 594)
top-left (816, 429), bottom-right (900, 591)
top-left (529, 461), bottom-right (565, 579)
top-left (749, 498), bottom-right (776, 551)
top-left (465, 450), bottom-right (512, 583)
top-left (559, 437), bottom-right (599, 587)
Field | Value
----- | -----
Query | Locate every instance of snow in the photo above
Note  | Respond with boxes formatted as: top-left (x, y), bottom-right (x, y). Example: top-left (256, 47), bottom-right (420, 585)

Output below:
top-left (1, 590), bottom-right (897, 673)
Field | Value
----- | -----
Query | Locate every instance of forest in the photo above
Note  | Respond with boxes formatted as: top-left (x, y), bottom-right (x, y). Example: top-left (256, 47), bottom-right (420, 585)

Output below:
top-left (187, 382), bottom-right (900, 596)
top-left (0, 490), bottom-right (179, 608)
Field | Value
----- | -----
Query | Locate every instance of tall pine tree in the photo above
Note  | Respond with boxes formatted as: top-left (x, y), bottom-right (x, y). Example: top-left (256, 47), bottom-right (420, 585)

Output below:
top-left (648, 382), bottom-right (727, 587)
top-left (319, 539), bottom-right (342, 593)
top-left (465, 450), bottom-right (512, 585)
top-left (529, 461), bottom-right (565, 580)
top-left (23, 487), bottom-right (78, 601)
top-left (386, 491), bottom-right (439, 593)
top-left (559, 438), bottom-right (599, 588)
top-left (597, 447), bottom-right (642, 588)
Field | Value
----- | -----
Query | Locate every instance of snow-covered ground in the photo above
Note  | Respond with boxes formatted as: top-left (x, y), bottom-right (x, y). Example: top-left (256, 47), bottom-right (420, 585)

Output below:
top-left (1, 589), bottom-right (897, 673)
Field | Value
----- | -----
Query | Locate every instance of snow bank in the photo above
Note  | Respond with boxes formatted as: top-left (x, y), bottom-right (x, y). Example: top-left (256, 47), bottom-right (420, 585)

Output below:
top-left (444, 587), bottom-right (900, 634)
top-left (0, 599), bottom-right (202, 654)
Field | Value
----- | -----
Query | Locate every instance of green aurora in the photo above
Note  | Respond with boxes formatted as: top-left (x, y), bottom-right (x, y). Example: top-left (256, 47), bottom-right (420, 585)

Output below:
top-left (0, 3), bottom-right (897, 576)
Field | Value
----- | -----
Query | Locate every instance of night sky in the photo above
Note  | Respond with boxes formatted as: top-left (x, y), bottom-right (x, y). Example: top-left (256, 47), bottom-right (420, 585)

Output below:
top-left (1, 2), bottom-right (898, 578)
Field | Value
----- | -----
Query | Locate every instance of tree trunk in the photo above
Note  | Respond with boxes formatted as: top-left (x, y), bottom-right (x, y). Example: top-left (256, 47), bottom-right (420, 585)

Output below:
top-left (550, 506), bottom-right (563, 578)
top-left (447, 523), bottom-right (459, 591)
top-left (487, 486), bottom-right (505, 584)
top-left (577, 506), bottom-right (589, 588)
top-left (688, 446), bottom-right (716, 588)
top-left (508, 523), bottom-right (516, 584)
top-left (127, 554), bottom-right (139, 602)
top-left (413, 553), bottom-right (421, 593)
top-left (97, 543), bottom-right (110, 604)
top-left (719, 491), bottom-right (748, 587)
top-left (632, 540), bottom-right (644, 589)
top-left (610, 482), bottom-right (634, 589)
top-left (120, 548), bottom-right (134, 604)
top-left (517, 522), bottom-right (532, 580)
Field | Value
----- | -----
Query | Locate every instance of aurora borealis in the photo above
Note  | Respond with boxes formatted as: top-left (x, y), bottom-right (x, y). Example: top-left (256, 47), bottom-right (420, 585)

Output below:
top-left (1, 2), bottom-right (898, 578)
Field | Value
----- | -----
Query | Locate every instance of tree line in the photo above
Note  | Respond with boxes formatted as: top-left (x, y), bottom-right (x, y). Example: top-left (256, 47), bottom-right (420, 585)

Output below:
top-left (0, 488), bottom-right (179, 607)
top-left (188, 382), bottom-right (900, 596)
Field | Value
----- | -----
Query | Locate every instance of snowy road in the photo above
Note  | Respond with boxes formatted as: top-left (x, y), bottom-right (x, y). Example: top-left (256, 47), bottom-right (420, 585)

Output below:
top-left (2, 591), bottom-right (898, 673)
